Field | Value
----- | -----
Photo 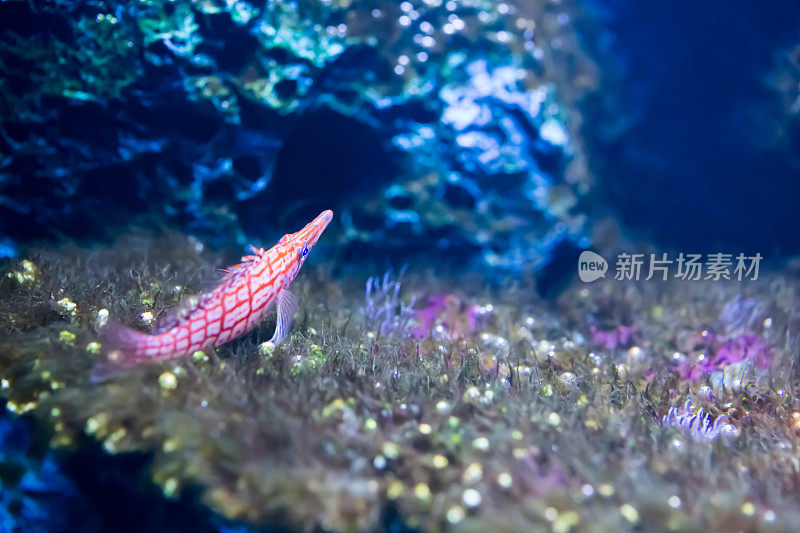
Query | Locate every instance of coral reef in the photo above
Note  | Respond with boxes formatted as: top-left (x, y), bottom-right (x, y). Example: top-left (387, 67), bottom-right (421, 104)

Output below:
top-left (0, 0), bottom-right (596, 271)
top-left (1, 234), bottom-right (800, 531)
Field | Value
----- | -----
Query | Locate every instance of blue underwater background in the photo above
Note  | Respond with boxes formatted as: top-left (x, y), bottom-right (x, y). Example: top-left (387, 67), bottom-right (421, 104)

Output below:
top-left (1, 0), bottom-right (800, 531)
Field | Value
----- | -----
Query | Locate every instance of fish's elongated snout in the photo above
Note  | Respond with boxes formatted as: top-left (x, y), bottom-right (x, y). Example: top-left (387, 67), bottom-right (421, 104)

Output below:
top-left (296, 210), bottom-right (333, 246)
top-left (317, 209), bottom-right (334, 228)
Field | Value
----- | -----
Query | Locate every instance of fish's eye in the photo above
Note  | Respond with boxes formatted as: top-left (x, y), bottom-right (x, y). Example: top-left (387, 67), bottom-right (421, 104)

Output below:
top-left (301, 246), bottom-right (309, 257)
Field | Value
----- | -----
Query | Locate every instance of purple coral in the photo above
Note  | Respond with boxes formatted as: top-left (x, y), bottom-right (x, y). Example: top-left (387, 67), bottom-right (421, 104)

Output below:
top-left (678, 332), bottom-right (775, 381)
top-left (718, 295), bottom-right (761, 333)
top-left (663, 400), bottom-right (736, 441)
top-left (590, 325), bottom-right (635, 350)
top-left (362, 269), bottom-right (415, 339)
top-left (710, 333), bottom-right (773, 370)
top-left (411, 294), bottom-right (449, 339)
top-left (410, 294), bottom-right (492, 340)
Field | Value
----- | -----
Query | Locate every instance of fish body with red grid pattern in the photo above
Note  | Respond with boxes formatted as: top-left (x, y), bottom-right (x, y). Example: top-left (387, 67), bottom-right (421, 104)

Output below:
top-left (94, 210), bottom-right (333, 376)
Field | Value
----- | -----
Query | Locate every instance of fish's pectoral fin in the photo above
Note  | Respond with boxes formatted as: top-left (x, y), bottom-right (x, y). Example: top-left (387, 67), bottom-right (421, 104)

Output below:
top-left (269, 288), bottom-right (297, 346)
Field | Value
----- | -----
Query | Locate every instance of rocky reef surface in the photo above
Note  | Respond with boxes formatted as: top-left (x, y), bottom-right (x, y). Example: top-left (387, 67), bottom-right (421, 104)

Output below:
top-left (1, 234), bottom-right (800, 531)
top-left (0, 0), bottom-right (596, 271)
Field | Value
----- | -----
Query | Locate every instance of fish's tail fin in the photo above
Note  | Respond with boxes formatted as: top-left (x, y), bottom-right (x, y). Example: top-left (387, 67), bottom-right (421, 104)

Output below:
top-left (90, 320), bottom-right (152, 382)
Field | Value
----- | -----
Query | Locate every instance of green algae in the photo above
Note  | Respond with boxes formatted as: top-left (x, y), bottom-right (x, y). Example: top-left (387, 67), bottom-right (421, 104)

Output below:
top-left (1, 234), bottom-right (800, 531)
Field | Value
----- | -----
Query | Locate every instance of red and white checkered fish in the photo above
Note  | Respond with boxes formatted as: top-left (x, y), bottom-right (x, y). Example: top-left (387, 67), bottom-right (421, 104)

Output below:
top-left (94, 210), bottom-right (333, 377)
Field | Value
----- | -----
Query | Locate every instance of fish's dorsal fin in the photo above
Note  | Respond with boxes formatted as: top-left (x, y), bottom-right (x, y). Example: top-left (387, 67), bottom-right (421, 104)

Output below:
top-left (269, 288), bottom-right (297, 345)
top-left (219, 245), bottom-right (265, 285)
top-left (219, 254), bottom-right (260, 285)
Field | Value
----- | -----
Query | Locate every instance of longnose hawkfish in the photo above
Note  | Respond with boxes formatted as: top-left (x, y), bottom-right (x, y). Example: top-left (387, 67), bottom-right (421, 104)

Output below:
top-left (93, 210), bottom-right (333, 378)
